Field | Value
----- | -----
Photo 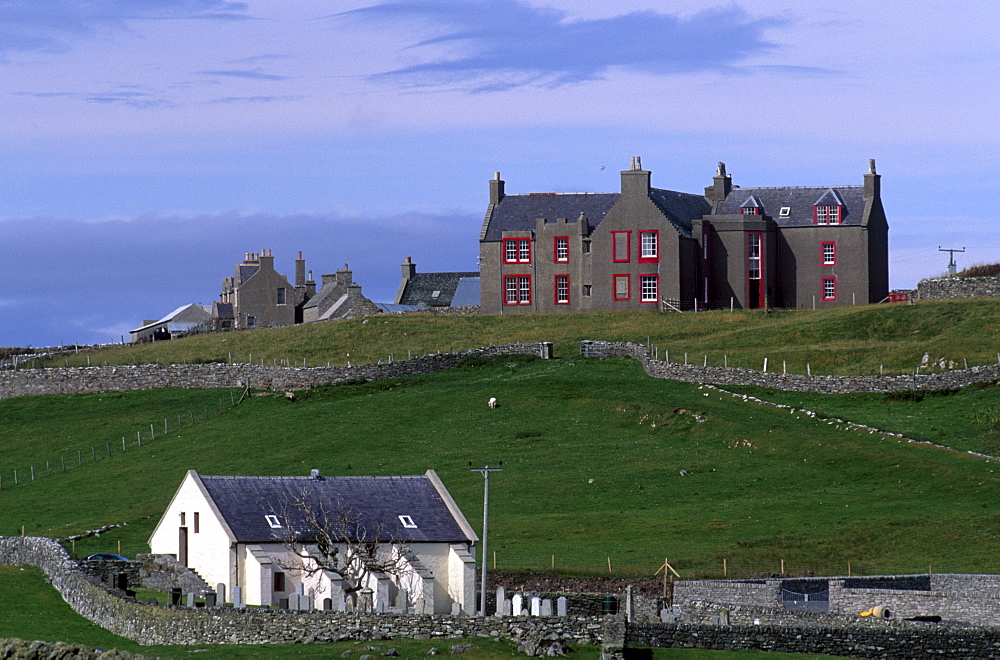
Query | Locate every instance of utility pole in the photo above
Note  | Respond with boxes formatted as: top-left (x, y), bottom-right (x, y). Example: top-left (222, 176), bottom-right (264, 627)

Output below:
top-left (939, 246), bottom-right (965, 276)
top-left (469, 462), bottom-right (502, 616)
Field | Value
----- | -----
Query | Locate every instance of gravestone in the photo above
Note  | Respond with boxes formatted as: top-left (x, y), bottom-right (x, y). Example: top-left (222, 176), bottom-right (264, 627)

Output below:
top-left (296, 582), bottom-right (305, 595)
top-left (395, 588), bottom-right (408, 614)
top-left (512, 594), bottom-right (523, 616)
top-left (376, 598), bottom-right (386, 613)
top-left (280, 597), bottom-right (290, 610)
top-left (451, 602), bottom-right (461, 616)
top-left (530, 596), bottom-right (541, 616)
top-left (503, 599), bottom-right (512, 616)
top-left (660, 608), bottom-right (677, 623)
top-left (625, 586), bottom-right (634, 621)
top-left (557, 597), bottom-right (567, 617)
top-left (495, 587), bottom-right (505, 616)
top-left (323, 597), bottom-right (333, 611)
top-left (186, 592), bottom-right (196, 607)
top-left (540, 599), bottom-right (552, 616)
top-left (216, 583), bottom-right (226, 605)
top-left (233, 585), bottom-right (243, 608)
top-left (205, 591), bottom-right (217, 608)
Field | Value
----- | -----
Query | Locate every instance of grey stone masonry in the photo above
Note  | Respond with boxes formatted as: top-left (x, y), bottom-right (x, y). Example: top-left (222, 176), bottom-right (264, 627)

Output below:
top-left (581, 340), bottom-right (1000, 393)
top-left (0, 343), bottom-right (547, 400)
top-left (918, 277), bottom-right (1000, 300)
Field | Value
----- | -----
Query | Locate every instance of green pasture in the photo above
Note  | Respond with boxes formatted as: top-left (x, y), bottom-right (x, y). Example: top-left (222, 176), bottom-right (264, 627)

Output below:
top-left (2, 356), bottom-right (996, 578)
top-left (35, 298), bottom-right (1000, 376)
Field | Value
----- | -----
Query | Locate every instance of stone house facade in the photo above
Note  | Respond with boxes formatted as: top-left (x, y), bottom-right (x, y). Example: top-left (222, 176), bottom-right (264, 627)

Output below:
top-left (302, 265), bottom-right (380, 322)
top-left (216, 250), bottom-right (316, 329)
top-left (148, 469), bottom-right (478, 615)
top-left (479, 158), bottom-right (888, 313)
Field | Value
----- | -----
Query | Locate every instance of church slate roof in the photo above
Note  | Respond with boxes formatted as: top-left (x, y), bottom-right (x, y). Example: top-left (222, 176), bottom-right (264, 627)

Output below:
top-left (198, 473), bottom-right (473, 544)
top-left (398, 272), bottom-right (480, 306)
top-left (648, 188), bottom-right (713, 238)
top-left (714, 186), bottom-right (865, 227)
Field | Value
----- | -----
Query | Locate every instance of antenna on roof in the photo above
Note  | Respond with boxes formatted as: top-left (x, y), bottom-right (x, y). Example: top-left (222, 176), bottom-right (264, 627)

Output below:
top-left (938, 246), bottom-right (966, 276)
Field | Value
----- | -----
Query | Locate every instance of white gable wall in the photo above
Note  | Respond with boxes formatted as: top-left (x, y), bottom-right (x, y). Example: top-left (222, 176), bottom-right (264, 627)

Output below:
top-left (148, 471), bottom-right (233, 594)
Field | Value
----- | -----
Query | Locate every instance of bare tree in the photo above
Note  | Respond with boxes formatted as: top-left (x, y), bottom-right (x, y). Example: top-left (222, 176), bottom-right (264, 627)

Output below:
top-left (269, 490), bottom-right (411, 598)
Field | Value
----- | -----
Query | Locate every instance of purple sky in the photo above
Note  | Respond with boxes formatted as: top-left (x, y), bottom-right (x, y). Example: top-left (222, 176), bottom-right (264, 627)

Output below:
top-left (1, 0), bottom-right (997, 347)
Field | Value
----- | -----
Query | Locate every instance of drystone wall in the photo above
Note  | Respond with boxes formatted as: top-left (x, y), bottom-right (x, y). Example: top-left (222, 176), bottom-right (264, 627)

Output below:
top-left (0, 536), bottom-right (605, 647)
top-left (0, 343), bottom-right (546, 400)
top-left (0, 638), bottom-right (156, 659)
top-left (918, 277), bottom-right (1000, 300)
top-left (581, 340), bottom-right (1000, 393)
top-left (628, 621), bottom-right (1000, 658)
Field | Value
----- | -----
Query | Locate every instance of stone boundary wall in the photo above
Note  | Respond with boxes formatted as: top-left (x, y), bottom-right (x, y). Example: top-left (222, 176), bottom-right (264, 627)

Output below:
top-left (0, 536), bottom-right (605, 647)
top-left (0, 637), bottom-right (156, 659)
top-left (628, 621), bottom-right (1000, 658)
top-left (0, 343), bottom-right (546, 400)
top-left (918, 277), bottom-right (1000, 300)
top-left (581, 340), bottom-right (1000, 393)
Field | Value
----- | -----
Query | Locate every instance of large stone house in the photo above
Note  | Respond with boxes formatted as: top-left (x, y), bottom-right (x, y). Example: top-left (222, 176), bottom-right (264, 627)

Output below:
top-left (479, 158), bottom-right (888, 312)
top-left (148, 469), bottom-right (478, 614)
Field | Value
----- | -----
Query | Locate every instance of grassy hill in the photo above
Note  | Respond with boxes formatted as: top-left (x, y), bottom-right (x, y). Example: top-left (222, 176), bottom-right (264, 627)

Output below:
top-left (37, 298), bottom-right (1000, 376)
top-left (2, 355), bottom-right (997, 579)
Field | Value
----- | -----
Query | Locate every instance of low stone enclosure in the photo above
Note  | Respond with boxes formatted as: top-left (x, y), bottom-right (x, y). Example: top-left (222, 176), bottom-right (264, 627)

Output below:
top-left (580, 340), bottom-right (1000, 394)
top-left (0, 342), bottom-right (551, 400)
top-left (3, 536), bottom-right (1000, 657)
top-left (917, 276), bottom-right (1000, 300)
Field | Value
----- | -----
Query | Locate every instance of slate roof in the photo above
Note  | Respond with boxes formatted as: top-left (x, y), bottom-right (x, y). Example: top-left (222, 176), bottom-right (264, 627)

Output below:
top-left (130, 304), bottom-right (210, 333)
top-left (715, 186), bottom-right (865, 227)
top-left (238, 265), bottom-right (260, 283)
top-left (198, 473), bottom-right (473, 544)
top-left (450, 277), bottom-right (481, 307)
top-left (483, 193), bottom-right (618, 241)
top-left (484, 189), bottom-right (710, 241)
top-left (398, 272), bottom-right (479, 307)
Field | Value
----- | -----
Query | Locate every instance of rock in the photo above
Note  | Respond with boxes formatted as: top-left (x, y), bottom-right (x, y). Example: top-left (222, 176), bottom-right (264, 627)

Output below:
top-left (383, 650), bottom-right (400, 657)
top-left (450, 643), bottom-right (474, 655)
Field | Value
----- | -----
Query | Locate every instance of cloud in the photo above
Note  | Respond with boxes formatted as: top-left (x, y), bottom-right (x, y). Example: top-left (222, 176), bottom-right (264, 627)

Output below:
top-left (0, 0), bottom-right (251, 56)
top-left (14, 86), bottom-right (172, 109)
top-left (198, 68), bottom-right (290, 81)
top-left (338, 0), bottom-right (794, 91)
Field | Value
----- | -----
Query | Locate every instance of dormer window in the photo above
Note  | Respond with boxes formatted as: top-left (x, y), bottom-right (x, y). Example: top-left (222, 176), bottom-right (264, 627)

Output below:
top-left (741, 207), bottom-right (761, 215)
top-left (740, 195), bottom-right (763, 216)
top-left (815, 206), bottom-right (842, 225)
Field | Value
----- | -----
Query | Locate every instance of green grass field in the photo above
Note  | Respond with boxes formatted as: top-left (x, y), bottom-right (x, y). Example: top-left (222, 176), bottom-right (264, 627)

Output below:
top-left (33, 298), bottom-right (1000, 376)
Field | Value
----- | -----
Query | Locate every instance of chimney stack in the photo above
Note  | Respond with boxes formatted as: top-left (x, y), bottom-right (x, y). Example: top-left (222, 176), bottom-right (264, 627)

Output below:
top-left (864, 158), bottom-right (880, 199)
top-left (295, 251), bottom-right (306, 287)
top-left (490, 172), bottom-right (505, 205)
top-left (621, 156), bottom-right (650, 197)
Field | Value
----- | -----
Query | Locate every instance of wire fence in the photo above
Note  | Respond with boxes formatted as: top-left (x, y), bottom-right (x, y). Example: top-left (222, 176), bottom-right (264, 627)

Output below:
top-left (485, 549), bottom-right (964, 580)
top-left (0, 386), bottom-right (247, 500)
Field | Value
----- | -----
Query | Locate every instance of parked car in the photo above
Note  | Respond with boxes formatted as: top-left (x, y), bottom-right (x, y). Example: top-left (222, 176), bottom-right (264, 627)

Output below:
top-left (85, 553), bottom-right (130, 561)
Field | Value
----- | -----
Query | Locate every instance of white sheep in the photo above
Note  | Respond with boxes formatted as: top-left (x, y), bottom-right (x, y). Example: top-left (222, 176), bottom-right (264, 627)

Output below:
top-left (488, 397), bottom-right (498, 409)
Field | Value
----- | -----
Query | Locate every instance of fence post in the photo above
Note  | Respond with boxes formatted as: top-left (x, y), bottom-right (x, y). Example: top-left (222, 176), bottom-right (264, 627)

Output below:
top-left (62, 456), bottom-right (66, 471)
top-left (78, 450), bottom-right (82, 466)
top-left (106, 442), bottom-right (111, 457)
top-left (122, 437), bottom-right (127, 452)
top-left (30, 465), bottom-right (34, 481)
top-left (13, 469), bottom-right (18, 485)
top-left (46, 460), bottom-right (50, 475)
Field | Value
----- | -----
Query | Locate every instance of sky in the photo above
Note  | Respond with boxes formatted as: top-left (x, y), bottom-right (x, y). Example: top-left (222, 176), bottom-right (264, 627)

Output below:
top-left (0, 0), bottom-right (997, 347)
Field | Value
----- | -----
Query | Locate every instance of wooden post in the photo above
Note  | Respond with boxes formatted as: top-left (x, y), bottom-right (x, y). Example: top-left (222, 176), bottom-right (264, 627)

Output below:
top-left (78, 450), bottom-right (82, 466)
top-left (30, 465), bottom-right (34, 481)
top-left (848, 561), bottom-right (852, 576)
top-left (723, 558), bottom-right (727, 577)
top-left (21, 525), bottom-right (25, 537)
top-left (551, 554), bottom-right (555, 570)
top-left (106, 442), bottom-right (111, 457)
top-left (118, 540), bottom-right (122, 554)
top-left (780, 558), bottom-right (785, 574)
top-left (763, 358), bottom-right (768, 373)
top-left (807, 363), bottom-right (811, 376)
top-left (71, 539), bottom-right (75, 556)
top-left (122, 437), bottom-right (127, 451)
top-left (138, 430), bottom-right (142, 447)
top-left (46, 460), bottom-right (50, 475)
top-left (607, 556), bottom-right (613, 574)
top-left (493, 550), bottom-right (497, 570)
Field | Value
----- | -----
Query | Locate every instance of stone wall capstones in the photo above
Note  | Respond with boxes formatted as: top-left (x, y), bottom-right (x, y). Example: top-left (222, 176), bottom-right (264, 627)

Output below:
top-left (581, 340), bottom-right (1000, 393)
top-left (0, 343), bottom-right (547, 400)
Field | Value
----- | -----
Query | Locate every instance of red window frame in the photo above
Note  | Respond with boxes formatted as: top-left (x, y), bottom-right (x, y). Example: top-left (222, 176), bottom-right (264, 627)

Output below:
top-left (639, 273), bottom-right (659, 303)
top-left (554, 274), bottom-right (570, 304)
top-left (611, 230), bottom-right (631, 263)
top-left (821, 241), bottom-right (837, 266)
top-left (821, 276), bottom-right (837, 301)
top-left (502, 238), bottom-right (531, 264)
top-left (638, 230), bottom-right (659, 264)
top-left (503, 275), bottom-right (532, 306)
top-left (613, 274), bottom-right (630, 301)
top-left (814, 205), bottom-right (842, 225)
top-left (553, 236), bottom-right (569, 263)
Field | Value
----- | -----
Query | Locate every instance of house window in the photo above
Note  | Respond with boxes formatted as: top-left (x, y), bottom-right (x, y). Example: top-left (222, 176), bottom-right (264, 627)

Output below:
top-left (554, 236), bottom-right (569, 262)
top-left (741, 207), bottom-right (761, 215)
top-left (503, 238), bottom-right (531, 264)
top-left (815, 205), bottom-right (842, 225)
top-left (822, 242), bottom-right (837, 266)
top-left (179, 512), bottom-right (186, 525)
top-left (747, 233), bottom-right (762, 281)
top-left (639, 230), bottom-right (659, 263)
top-left (822, 276), bottom-right (837, 301)
top-left (246, 315), bottom-right (256, 328)
top-left (582, 241), bottom-right (591, 254)
top-left (265, 514), bottom-right (282, 529)
top-left (276, 287), bottom-right (286, 305)
top-left (555, 275), bottom-right (570, 304)
top-left (194, 512), bottom-right (200, 534)
top-left (398, 515), bottom-right (418, 529)
top-left (611, 231), bottom-right (631, 262)
top-left (273, 572), bottom-right (285, 592)
top-left (613, 274), bottom-right (630, 301)
top-left (504, 275), bottom-right (532, 305)
top-left (640, 274), bottom-right (659, 303)
top-left (583, 284), bottom-right (592, 297)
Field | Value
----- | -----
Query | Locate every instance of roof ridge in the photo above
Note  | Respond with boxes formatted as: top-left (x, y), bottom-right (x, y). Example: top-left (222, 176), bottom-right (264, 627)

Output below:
top-left (737, 185), bottom-right (861, 190)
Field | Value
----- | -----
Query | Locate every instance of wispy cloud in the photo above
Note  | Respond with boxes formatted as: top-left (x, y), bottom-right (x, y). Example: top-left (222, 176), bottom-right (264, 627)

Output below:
top-left (338, 1), bottom-right (795, 91)
top-left (198, 68), bottom-right (290, 81)
top-left (14, 86), bottom-right (172, 109)
top-left (0, 0), bottom-right (251, 56)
